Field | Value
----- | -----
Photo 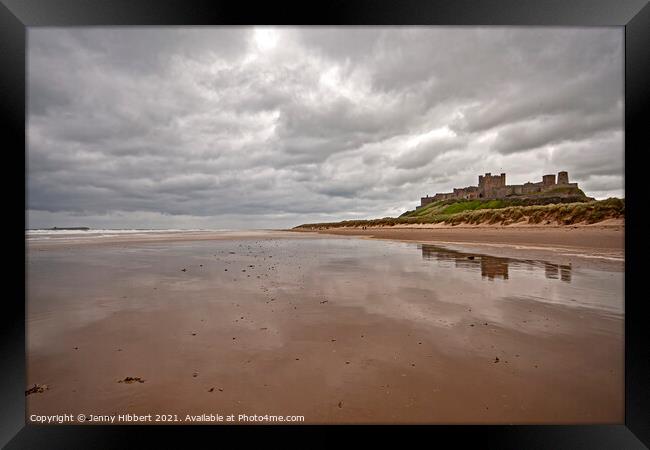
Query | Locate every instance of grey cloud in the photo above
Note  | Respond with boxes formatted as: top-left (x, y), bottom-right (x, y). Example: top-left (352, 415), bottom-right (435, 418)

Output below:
top-left (27, 27), bottom-right (624, 229)
top-left (455, 67), bottom-right (621, 135)
top-left (548, 133), bottom-right (624, 179)
top-left (393, 136), bottom-right (467, 170)
top-left (491, 108), bottom-right (622, 154)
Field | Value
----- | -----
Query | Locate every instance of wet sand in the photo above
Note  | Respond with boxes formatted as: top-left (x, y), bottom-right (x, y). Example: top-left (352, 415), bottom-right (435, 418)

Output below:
top-left (26, 230), bottom-right (623, 424)
top-left (299, 223), bottom-right (624, 271)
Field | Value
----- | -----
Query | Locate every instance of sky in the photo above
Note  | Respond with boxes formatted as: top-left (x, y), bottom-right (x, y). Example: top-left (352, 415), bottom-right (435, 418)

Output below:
top-left (27, 27), bottom-right (624, 229)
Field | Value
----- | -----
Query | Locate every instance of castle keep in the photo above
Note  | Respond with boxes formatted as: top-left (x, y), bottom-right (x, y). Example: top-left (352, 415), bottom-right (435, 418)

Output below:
top-left (419, 171), bottom-right (579, 208)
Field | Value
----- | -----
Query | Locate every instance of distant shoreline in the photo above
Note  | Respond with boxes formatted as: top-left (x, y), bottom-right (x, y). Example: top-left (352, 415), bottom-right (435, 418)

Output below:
top-left (25, 225), bottom-right (624, 272)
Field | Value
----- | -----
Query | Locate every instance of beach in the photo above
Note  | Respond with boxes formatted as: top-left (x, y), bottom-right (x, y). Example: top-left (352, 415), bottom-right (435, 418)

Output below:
top-left (26, 227), bottom-right (624, 424)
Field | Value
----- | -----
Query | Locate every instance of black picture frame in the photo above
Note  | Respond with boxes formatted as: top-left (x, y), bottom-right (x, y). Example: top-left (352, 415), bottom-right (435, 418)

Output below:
top-left (2, 0), bottom-right (648, 447)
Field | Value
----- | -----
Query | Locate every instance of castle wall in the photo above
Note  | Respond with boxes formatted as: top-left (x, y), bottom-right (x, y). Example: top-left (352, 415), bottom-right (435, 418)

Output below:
top-left (419, 171), bottom-right (577, 207)
top-left (420, 196), bottom-right (436, 207)
top-left (493, 186), bottom-right (518, 198)
top-left (436, 192), bottom-right (457, 200)
top-left (453, 186), bottom-right (479, 199)
top-left (539, 181), bottom-right (578, 193)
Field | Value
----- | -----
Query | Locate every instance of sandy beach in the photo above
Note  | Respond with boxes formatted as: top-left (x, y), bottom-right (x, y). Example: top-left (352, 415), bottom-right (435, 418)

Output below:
top-left (26, 227), bottom-right (624, 424)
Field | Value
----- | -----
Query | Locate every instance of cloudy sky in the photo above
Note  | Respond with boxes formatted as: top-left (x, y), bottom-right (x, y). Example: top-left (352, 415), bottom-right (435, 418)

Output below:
top-left (27, 27), bottom-right (623, 229)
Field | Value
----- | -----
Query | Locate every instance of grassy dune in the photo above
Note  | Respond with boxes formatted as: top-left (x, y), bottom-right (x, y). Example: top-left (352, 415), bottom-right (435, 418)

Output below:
top-left (294, 198), bottom-right (624, 230)
top-left (400, 194), bottom-right (590, 218)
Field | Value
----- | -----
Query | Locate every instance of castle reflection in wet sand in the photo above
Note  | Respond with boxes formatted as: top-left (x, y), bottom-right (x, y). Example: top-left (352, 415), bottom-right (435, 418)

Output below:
top-left (419, 244), bottom-right (572, 282)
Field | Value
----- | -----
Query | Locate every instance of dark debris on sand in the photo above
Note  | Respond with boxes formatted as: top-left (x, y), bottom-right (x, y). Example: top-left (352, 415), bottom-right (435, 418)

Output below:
top-left (118, 377), bottom-right (145, 384)
top-left (25, 384), bottom-right (49, 396)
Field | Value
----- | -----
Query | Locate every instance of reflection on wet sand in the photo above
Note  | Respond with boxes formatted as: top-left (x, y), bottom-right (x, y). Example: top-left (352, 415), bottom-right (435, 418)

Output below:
top-left (26, 235), bottom-right (622, 424)
top-left (420, 244), bottom-right (572, 282)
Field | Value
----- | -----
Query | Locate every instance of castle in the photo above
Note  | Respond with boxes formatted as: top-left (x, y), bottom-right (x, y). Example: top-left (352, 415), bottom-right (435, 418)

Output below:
top-left (419, 171), bottom-right (579, 208)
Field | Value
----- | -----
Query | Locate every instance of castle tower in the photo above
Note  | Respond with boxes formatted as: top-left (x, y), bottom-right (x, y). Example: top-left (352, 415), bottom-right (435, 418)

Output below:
top-left (478, 172), bottom-right (506, 187)
top-left (478, 172), bottom-right (507, 198)
top-left (557, 171), bottom-right (569, 185)
top-left (542, 174), bottom-right (556, 186)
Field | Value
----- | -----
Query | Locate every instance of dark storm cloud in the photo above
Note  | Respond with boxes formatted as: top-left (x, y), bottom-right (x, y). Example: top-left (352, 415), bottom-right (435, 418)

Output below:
top-left (491, 108), bottom-right (621, 154)
top-left (27, 27), bottom-right (623, 229)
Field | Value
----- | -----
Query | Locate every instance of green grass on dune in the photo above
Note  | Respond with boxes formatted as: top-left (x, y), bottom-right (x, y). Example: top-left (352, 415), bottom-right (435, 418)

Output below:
top-left (400, 195), bottom-right (591, 219)
top-left (400, 198), bottom-right (502, 218)
top-left (295, 197), bottom-right (624, 229)
top-left (440, 199), bottom-right (506, 215)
